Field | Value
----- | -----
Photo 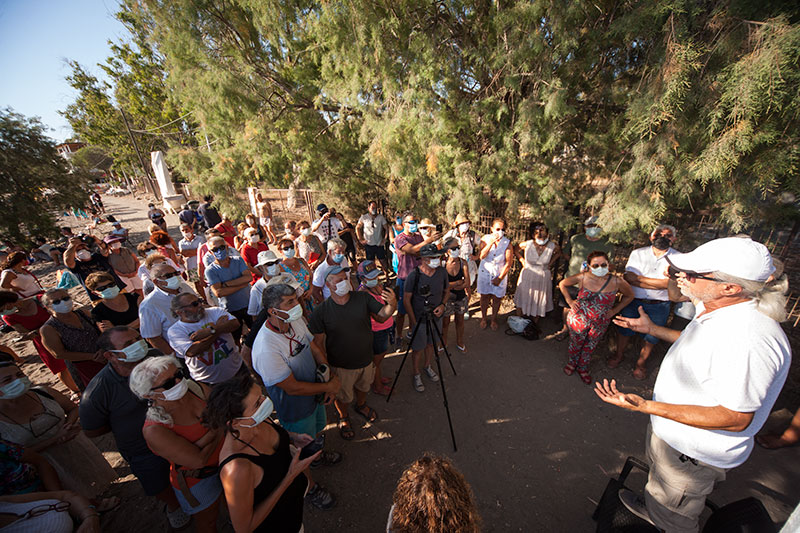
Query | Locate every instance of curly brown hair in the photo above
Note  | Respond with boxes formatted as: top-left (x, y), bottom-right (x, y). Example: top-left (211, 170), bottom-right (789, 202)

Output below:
top-left (391, 454), bottom-right (481, 533)
top-left (149, 231), bottom-right (172, 247)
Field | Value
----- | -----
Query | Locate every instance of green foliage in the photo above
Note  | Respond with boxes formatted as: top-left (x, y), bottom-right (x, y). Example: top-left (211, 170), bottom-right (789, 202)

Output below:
top-left (0, 108), bottom-right (92, 244)
top-left (66, 0), bottom-right (800, 237)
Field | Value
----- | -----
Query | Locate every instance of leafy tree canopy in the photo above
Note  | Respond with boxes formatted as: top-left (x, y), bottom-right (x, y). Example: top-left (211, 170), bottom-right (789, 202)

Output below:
top-left (68, 0), bottom-right (800, 235)
top-left (0, 108), bottom-right (92, 244)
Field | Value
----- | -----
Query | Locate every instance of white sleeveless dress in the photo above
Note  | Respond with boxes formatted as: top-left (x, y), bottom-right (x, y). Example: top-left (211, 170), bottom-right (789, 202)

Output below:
top-left (514, 240), bottom-right (555, 317)
top-left (477, 236), bottom-right (511, 298)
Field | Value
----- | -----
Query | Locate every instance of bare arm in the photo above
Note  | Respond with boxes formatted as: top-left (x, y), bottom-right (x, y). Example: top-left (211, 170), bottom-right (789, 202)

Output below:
top-left (39, 325), bottom-right (97, 362)
top-left (498, 244), bottom-right (514, 279)
top-left (608, 277), bottom-right (635, 316)
top-left (595, 379), bottom-right (755, 432)
top-left (623, 271), bottom-right (669, 290)
top-left (184, 317), bottom-right (240, 357)
top-left (143, 425), bottom-right (222, 469)
top-left (372, 288), bottom-right (397, 323)
top-left (275, 372), bottom-right (338, 396)
top-left (398, 232), bottom-right (442, 256)
top-left (612, 306), bottom-right (681, 344)
top-left (211, 273), bottom-right (252, 297)
top-left (355, 220), bottom-right (365, 243)
top-left (145, 335), bottom-right (174, 355)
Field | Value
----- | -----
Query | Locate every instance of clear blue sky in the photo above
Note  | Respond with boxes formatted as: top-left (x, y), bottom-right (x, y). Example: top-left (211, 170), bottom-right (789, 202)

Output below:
top-left (0, 0), bottom-right (129, 142)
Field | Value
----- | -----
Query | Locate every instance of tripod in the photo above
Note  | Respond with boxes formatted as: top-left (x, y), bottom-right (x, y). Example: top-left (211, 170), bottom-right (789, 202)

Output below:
top-left (387, 304), bottom-right (459, 451)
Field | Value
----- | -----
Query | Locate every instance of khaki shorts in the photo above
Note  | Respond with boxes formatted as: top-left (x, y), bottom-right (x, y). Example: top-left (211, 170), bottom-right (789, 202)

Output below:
top-left (120, 274), bottom-right (143, 292)
top-left (331, 364), bottom-right (375, 404)
top-left (644, 424), bottom-right (727, 533)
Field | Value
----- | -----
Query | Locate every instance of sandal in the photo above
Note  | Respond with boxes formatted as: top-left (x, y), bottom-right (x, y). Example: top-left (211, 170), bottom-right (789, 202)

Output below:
top-left (563, 363), bottom-right (576, 376)
top-left (354, 403), bottom-right (379, 423)
top-left (577, 370), bottom-right (592, 385)
top-left (338, 416), bottom-right (355, 440)
top-left (456, 344), bottom-right (466, 352)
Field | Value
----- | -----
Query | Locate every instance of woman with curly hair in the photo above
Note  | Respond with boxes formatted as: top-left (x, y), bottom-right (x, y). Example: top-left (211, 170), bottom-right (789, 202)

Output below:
top-left (150, 231), bottom-right (184, 271)
top-left (0, 252), bottom-right (43, 298)
top-left (388, 454), bottom-right (481, 533)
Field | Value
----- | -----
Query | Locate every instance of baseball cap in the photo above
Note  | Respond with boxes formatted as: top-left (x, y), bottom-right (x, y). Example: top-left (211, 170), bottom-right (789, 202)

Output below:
top-left (316, 203), bottom-right (328, 214)
top-left (357, 260), bottom-right (380, 280)
top-left (103, 235), bottom-right (125, 244)
top-left (255, 250), bottom-right (280, 267)
top-left (584, 216), bottom-right (598, 226)
top-left (418, 243), bottom-right (443, 258)
top-left (266, 273), bottom-right (301, 291)
top-left (666, 237), bottom-right (775, 282)
top-left (325, 265), bottom-right (350, 279)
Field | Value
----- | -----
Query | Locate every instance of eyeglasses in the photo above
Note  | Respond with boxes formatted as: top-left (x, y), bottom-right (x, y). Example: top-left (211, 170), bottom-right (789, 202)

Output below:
top-left (158, 271), bottom-right (180, 280)
top-left (50, 296), bottom-right (71, 305)
top-left (151, 368), bottom-right (186, 391)
top-left (15, 501), bottom-right (70, 520)
top-left (179, 300), bottom-right (202, 310)
top-left (667, 265), bottom-right (720, 282)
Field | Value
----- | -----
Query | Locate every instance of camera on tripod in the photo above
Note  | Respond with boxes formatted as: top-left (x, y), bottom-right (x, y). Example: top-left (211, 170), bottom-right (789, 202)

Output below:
top-left (418, 284), bottom-right (437, 313)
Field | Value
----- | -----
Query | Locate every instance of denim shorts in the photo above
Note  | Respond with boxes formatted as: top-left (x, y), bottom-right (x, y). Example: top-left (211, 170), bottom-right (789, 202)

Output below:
top-left (173, 473), bottom-right (223, 515)
top-left (372, 328), bottom-right (391, 355)
top-left (618, 299), bottom-right (671, 345)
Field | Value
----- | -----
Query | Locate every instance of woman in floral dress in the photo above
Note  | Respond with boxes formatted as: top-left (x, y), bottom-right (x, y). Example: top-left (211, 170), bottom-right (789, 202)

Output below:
top-left (557, 251), bottom-right (633, 384)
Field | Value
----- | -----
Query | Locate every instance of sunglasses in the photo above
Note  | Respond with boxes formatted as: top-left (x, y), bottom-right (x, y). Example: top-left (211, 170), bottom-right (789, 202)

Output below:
top-left (590, 263), bottom-right (609, 268)
top-left (50, 296), bottom-right (71, 305)
top-left (280, 246), bottom-right (294, 252)
top-left (179, 300), bottom-right (202, 310)
top-left (667, 265), bottom-right (720, 282)
top-left (405, 220), bottom-right (418, 224)
top-left (95, 284), bottom-right (115, 292)
top-left (152, 368), bottom-right (186, 391)
top-left (210, 246), bottom-right (226, 253)
top-left (158, 271), bottom-right (180, 280)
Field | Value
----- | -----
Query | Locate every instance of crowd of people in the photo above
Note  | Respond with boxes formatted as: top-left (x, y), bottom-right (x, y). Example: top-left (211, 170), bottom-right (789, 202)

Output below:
top-left (0, 189), bottom-right (796, 532)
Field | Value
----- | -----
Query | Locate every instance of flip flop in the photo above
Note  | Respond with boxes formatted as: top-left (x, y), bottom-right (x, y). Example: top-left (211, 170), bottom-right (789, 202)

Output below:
top-left (354, 403), bottom-right (379, 423)
top-left (456, 344), bottom-right (466, 352)
top-left (338, 417), bottom-right (355, 440)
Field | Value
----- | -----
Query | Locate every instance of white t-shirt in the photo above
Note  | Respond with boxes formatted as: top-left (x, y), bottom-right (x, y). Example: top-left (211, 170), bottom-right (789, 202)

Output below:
top-left (651, 299), bottom-right (791, 468)
top-left (313, 216), bottom-right (343, 244)
top-left (138, 287), bottom-right (179, 341)
top-left (248, 277), bottom-right (268, 316)
top-left (167, 307), bottom-right (242, 384)
top-left (178, 235), bottom-right (205, 271)
top-left (358, 213), bottom-right (387, 246)
top-left (312, 260), bottom-right (340, 299)
top-left (252, 319), bottom-right (316, 387)
top-left (624, 246), bottom-right (678, 301)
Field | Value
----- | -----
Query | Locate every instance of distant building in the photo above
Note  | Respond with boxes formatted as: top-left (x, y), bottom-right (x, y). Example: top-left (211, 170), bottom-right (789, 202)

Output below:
top-left (55, 141), bottom-right (85, 161)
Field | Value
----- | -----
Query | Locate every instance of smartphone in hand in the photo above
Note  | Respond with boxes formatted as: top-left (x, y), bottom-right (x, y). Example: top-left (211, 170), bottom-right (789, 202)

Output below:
top-left (299, 434), bottom-right (325, 460)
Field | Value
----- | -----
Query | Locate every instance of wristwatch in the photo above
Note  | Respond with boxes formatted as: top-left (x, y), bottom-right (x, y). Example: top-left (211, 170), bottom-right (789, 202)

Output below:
top-left (208, 325), bottom-right (217, 335)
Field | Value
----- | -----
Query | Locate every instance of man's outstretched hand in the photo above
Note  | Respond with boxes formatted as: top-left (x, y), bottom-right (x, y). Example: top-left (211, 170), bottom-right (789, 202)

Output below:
top-left (612, 306), bottom-right (653, 335)
top-left (594, 379), bottom-right (647, 412)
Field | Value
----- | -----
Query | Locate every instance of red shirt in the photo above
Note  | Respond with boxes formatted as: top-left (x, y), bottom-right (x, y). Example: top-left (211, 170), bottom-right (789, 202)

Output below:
top-left (215, 221), bottom-right (236, 247)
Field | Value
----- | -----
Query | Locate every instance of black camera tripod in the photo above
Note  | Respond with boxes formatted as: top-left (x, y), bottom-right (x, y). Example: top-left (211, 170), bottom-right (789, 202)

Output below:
top-left (387, 302), bottom-right (459, 451)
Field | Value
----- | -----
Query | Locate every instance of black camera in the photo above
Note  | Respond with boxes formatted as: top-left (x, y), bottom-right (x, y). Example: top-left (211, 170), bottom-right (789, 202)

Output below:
top-left (418, 284), bottom-right (432, 298)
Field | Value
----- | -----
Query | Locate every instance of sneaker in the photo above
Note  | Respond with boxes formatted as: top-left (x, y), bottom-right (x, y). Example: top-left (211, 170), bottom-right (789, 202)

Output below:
top-left (310, 449), bottom-right (342, 469)
top-left (424, 366), bottom-right (439, 382)
top-left (405, 331), bottom-right (412, 340)
top-left (464, 311), bottom-right (470, 319)
top-left (618, 489), bottom-right (655, 525)
top-left (413, 374), bottom-right (425, 392)
top-left (165, 505), bottom-right (191, 529)
top-left (306, 483), bottom-right (336, 510)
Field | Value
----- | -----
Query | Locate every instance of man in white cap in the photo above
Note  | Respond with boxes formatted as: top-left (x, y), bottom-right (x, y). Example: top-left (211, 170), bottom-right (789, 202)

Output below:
top-left (549, 215), bottom-right (614, 340)
top-left (246, 250), bottom-right (282, 318)
top-left (596, 236), bottom-right (791, 533)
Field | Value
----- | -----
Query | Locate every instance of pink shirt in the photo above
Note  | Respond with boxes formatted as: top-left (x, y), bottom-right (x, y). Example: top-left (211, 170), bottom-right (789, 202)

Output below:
top-left (394, 232), bottom-right (422, 280)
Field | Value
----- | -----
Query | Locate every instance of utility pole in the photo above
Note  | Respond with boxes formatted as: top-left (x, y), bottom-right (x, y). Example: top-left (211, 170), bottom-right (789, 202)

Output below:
top-left (120, 108), bottom-right (160, 200)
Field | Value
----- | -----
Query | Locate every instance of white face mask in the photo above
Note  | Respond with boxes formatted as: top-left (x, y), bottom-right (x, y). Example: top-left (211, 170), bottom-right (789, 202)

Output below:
top-left (110, 242), bottom-right (122, 250)
top-left (282, 248), bottom-right (296, 259)
top-left (76, 250), bottom-right (92, 261)
top-left (284, 228), bottom-right (292, 235)
top-left (420, 228), bottom-right (431, 236)
top-left (248, 235), bottom-right (259, 244)
top-left (535, 237), bottom-right (549, 245)
top-left (458, 223), bottom-right (470, 233)
top-left (428, 258), bottom-right (441, 268)
top-left (51, 298), bottom-right (73, 314)
top-left (110, 339), bottom-right (149, 363)
top-left (162, 276), bottom-right (181, 290)
top-left (237, 396), bottom-right (274, 428)
top-left (275, 304), bottom-right (303, 323)
top-left (333, 279), bottom-right (351, 296)
top-left (449, 249), bottom-right (460, 258)
top-left (590, 266), bottom-right (609, 277)
top-left (493, 229), bottom-right (504, 238)
top-left (300, 228), bottom-right (311, 237)
top-left (182, 232), bottom-right (193, 239)
top-left (159, 378), bottom-right (189, 402)
top-left (266, 264), bottom-right (280, 276)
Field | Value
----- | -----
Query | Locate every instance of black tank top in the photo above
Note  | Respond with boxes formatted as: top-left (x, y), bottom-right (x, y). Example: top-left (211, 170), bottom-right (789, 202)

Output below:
top-left (218, 421), bottom-right (307, 532)
top-left (447, 260), bottom-right (466, 299)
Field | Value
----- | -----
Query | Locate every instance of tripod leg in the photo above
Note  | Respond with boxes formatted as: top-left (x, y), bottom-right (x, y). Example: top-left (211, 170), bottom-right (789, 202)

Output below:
top-left (387, 313), bottom-right (426, 402)
top-left (430, 312), bottom-right (457, 376)
top-left (428, 314), bottom-right (458, 452)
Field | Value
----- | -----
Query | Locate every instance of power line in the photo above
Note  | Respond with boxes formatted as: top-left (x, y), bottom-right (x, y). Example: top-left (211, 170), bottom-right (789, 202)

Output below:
top-left (129, 110), bottom-right (194, 133)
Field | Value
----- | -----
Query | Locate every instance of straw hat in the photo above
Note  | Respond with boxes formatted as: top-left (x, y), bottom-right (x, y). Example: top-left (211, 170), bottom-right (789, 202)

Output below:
top-left (453, 213), bottom-right (470, 226)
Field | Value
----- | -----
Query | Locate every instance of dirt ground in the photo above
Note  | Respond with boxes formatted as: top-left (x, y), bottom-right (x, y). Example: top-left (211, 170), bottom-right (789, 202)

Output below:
top-left (7, 192), bottom-right (800, 532)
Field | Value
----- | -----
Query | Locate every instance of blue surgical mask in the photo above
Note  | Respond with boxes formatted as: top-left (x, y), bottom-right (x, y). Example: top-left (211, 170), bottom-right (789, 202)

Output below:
top-left (395, 217), bottom-right (403, 225)
top-left (99, 286), bottom-right (120, 300)
top-left (0, 376), bottom-right (30, 399)
top-left (51, 299), bottom-right (73, 314)
top-left (283, 248), bottom-right (296, 259)
top-left (266, 264), bottom-right (280, 276)
top-left (585, 227), bottom-right (601, 238)
top-left (237, 396), bottom-right (274, 428)
top-left (364, 278), bottom-right (379, 288)
top-left (164, 276), bottom-right (181, 290)
top-left (332, 253), bottom-right (345, 264)
top-left (213, 248), bottom-right (228, 260)
top-left (111, 339), bottom-right (149, 363)
top-left (408, 223), bottom-right (419, 233)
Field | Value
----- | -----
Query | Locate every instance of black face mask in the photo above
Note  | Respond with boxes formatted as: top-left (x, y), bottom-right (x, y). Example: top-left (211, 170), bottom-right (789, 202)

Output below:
top-left (652, 236), bottom-right (671, 250)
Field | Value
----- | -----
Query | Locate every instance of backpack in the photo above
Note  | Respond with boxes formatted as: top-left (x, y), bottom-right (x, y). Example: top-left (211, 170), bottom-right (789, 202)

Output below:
top-left (505, 316), bottom-right (541, 340)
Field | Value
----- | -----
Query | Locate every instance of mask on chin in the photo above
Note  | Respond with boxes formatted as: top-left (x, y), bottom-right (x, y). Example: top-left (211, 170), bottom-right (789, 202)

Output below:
top-left (652, 236), bottom-right (672, 250)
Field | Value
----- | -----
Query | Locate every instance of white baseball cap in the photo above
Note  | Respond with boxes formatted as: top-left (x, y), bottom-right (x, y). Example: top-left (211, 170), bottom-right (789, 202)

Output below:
top-left (266, 273), bottom-right (301, 291)
top-left (255, 250), bottom-right (279, 267)
top-left (666, 237), bottom-right (775, 282)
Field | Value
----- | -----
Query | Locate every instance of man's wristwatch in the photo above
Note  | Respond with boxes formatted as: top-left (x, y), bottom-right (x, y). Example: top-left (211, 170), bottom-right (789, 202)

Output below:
top-left (208, 325), bottom-right (217, 335)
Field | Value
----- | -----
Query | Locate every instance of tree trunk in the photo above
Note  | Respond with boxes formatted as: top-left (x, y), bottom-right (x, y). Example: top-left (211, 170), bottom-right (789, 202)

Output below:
top-left (287, 162), bottom-right (301, 209)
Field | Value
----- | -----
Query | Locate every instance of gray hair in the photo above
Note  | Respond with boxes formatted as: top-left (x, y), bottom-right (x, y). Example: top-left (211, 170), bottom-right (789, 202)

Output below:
top-left (262, 283), bottom-right (295, 312)
top-left (149, 262), bottom-right (175, 280)
top-left (41, 288), bottom-right (69, 307)
top-left (129, 355), bottom-right (181, 425)
top-left (327, 237), bottom-right (346, 252)
top-left (652, 224), bottom-right (677, 237)
top-left (712, 271), bottom-right (789, 322)
top-left (170, 292), bottom-right (197, 318)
